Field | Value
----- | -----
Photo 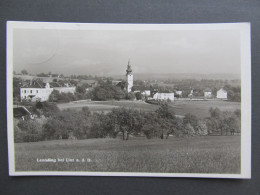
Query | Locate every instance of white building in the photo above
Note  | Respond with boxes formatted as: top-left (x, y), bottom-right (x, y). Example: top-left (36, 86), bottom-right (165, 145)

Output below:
top-left (51, 82), bottom-right (76, 94)
top-left (153, 92), bottom-right (175, 101)
top-left (175, 90), bottom-right (182, 97)
top-left (217, 88), bottom-right (228, 99)
top-left (204, 88), bottom-right (212, 98)
top-left (20, 80), bottom-right (76, 102)
top-left (126, 60), bottom-right (133, 93)
top-left (141, 90), bottom-right (151, 96)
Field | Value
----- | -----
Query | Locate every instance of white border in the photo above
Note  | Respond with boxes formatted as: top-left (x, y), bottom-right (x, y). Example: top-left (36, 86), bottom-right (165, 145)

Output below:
top-left (6, 21), bottom-right (251, 178)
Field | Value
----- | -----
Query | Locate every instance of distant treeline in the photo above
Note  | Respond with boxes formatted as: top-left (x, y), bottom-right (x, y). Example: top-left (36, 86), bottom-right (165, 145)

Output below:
top-left (48, 80), bottom-right (137, 102)
top-left (14, 102), bottom-right (241, 143)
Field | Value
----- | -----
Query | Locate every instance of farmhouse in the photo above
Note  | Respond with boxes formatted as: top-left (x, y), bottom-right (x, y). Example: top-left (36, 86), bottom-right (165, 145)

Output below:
top-left (153, 92), bottom-right (175, 101)
top-left (20, 79), bottom-right (76, 102)
top-left (217, 88), bottom-right (228, 99)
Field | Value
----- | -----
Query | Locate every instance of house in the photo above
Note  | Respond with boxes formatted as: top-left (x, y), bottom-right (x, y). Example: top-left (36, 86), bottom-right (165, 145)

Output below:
top-left (153, 92), bottom-right (174, 101)
top-left (20, 80), bottom-right (53, 102)
top-left (20, 79), bottom-right (76, 102)
top-left (217, 88), bottom-right (228, 99)
top-left (49, 82), bottom-right (76, 94)
top-left (204, 88), bottom-right (212, 98)
top-left (141, 90), bottom-right (151, 96)
top-left (175, 90), bottom-right (182, 97)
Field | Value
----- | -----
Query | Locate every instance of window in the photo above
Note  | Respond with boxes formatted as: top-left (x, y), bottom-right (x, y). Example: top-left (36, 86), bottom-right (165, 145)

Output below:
top-left (24, 90), bottom-right (26, 94)
top-left (30, 90), bottom-right (32, 93)
top-left (36, 90), bottom-right (38, 93)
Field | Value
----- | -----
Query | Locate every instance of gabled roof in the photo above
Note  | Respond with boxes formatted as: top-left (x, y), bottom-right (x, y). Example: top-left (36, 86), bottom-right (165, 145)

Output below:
top-left (112, 80), bottom-right (122, 85)
top-left (49, 82), bottom-right (73, 87)
top-left (218, 88), bottom-right (227, 93)
top-left (203, 88), bottom-right (212, 92)
top-left (21, 79), bottom-right (45, 88)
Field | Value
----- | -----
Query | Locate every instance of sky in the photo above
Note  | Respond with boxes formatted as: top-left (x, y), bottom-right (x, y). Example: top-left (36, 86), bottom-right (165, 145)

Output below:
top-left (13, 28), bottom-right (241, 76)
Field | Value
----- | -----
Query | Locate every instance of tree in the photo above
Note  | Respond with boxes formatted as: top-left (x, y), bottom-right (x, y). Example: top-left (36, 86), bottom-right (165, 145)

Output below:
top-left (108, 107), bottom-right (144, 140)
top-left (114, 87), bottom-right (126, 100)
top-left (33, 101), bottom-right (60, 117)
top-left (209, 107), bottom-right (221, 118)
top-left (197, 120), bottom-right (208, 135)
top-left (155, 102), bottom-right (175, 120)
top-left (183, 113), bottom-right (198, 131)
top-left (126, 92), bottom-right (136, 100)
top-left (184, 123), bottom-right (196, 136)
top-left (21, 69), bottom-right (28, 75)
top-left (76, 85), bottom-right (86, 94)
top-left (135, 92), bottom-right (142, 100)
top-left (13, 77), bottom-right (22, 101)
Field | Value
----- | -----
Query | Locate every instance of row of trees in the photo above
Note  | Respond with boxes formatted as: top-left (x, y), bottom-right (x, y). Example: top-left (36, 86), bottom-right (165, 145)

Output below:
top-left (48, 81), bottom-right (141, 102)
top-left (14, 102), bottom-right (241, 143)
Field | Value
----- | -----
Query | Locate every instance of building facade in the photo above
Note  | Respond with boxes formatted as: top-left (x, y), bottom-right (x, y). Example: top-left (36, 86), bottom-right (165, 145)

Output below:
top-left (153, 92), bottom-right (175, 101)
top-left (20, 80), bottom-right (76, 102)
top-left (141, 90), bottom-right (151, 96)
top-left (217, 88), bottom-right (228, 99)
top-left (204, 88), bottom-right (212, 98)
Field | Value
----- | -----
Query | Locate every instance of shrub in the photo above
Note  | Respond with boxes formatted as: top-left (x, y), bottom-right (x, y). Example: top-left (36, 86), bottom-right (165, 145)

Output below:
top-left (197, 120), bottom-right (208, 135)
top-left (184, 123), bottom-right (196, 136)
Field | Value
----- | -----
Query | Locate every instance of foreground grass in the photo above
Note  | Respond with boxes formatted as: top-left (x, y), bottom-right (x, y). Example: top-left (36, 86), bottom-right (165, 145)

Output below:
top-left (15, 136), bottom-right (241, 174)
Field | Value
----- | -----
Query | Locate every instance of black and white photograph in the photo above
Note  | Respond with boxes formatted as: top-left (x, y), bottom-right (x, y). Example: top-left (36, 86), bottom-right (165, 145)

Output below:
top-left (6, 22), bottom-right (251, 178)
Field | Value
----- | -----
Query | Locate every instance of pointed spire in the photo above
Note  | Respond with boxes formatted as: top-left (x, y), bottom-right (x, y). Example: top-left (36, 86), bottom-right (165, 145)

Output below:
top-left (126, 59), bottom-right (132, 74)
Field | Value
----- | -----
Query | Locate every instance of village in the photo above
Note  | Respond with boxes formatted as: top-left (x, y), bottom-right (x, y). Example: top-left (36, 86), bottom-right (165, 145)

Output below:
top-left (12, 61), bottom-right (241, 140)
top-left (14, 61), bottom-right (236, 106)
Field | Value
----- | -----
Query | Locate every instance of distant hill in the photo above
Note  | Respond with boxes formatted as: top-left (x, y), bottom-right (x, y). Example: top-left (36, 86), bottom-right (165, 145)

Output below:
top-left (108, 73), bottom-right (241, 81)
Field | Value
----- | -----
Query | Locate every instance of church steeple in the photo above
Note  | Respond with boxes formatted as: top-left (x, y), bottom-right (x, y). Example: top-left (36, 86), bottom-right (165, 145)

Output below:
top-left (126, 59), bottom-right (132, 74)
top-left (125, 60), bottom-right (133, 93)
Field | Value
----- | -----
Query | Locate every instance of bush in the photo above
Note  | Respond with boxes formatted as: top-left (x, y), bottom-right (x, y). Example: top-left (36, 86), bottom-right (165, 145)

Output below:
top-left (197, 120), bottom-right (208, 135)
top-left (184, 123), bottom-right (196, 136)
top-left (23, 134), bottom-right (44, 142)
top-left (14, 126), bottom-right (26, 143)
top-left (15, 119), bottom-right (44, 142)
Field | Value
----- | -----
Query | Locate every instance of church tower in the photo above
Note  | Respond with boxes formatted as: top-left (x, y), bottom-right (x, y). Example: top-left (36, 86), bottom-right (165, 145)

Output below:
top-left (126, 60), bottom-right (133, 93)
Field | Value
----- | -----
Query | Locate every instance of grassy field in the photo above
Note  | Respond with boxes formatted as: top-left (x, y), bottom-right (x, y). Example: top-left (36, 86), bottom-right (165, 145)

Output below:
top-left (15, 136), bottom-right (241, 173)
top-left (170, 101), bottom-right (241, 118)
top-left (57, 100), bottom-right (240, 118)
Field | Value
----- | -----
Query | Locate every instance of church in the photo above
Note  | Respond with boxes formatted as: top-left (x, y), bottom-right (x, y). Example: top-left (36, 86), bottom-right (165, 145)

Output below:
top-left (124, 61), bottom-right (174, 102)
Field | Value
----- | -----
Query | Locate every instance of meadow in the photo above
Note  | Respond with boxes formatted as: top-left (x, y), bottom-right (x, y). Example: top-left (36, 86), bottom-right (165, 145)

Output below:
top-left (57, 100), bottom-right (240, 118)
top-left (15, 136), bottom-right (241, 173)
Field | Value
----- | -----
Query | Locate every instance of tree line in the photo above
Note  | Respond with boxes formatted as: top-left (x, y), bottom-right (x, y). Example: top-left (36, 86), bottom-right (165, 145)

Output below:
top-left (14, 102), bottom-right (241, 143)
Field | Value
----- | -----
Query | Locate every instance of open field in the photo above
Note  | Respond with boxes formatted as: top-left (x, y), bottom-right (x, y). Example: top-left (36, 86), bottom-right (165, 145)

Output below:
top-left (15, 136), bottom-right (241, 173)
top-left (57, 100), bottom-right (240, 118)
top-left (170, 101), bottom-right (241, 118)
top-left (57, 100), bottom-right (159, 113)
